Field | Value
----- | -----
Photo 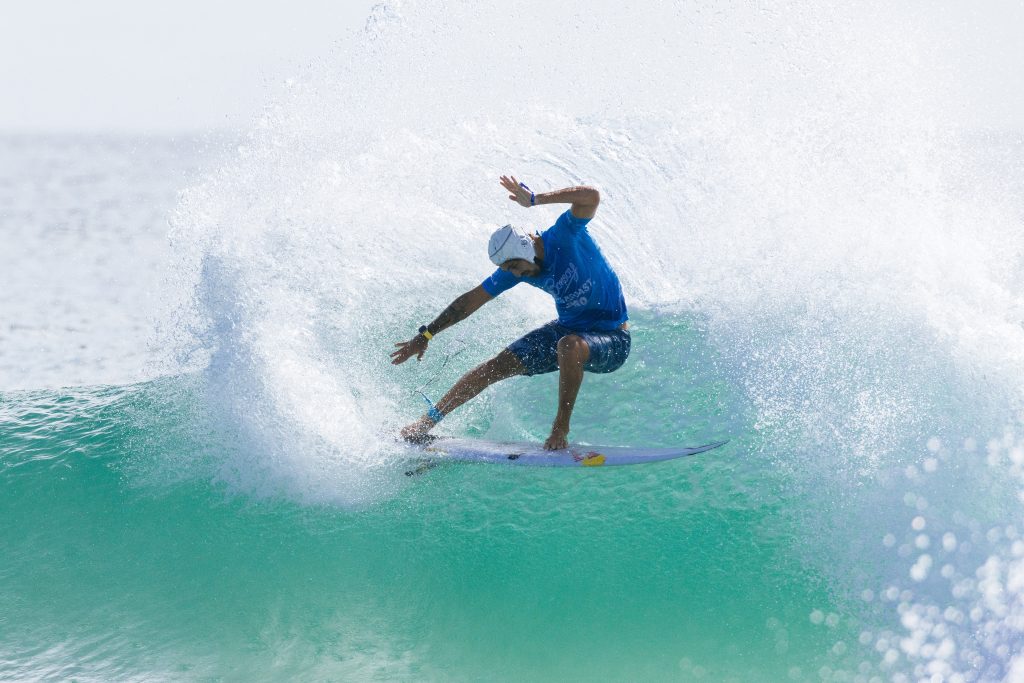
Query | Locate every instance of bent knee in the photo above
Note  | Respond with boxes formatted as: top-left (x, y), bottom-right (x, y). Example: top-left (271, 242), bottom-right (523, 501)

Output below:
top-left (556, 335), bottom-right (590, 362)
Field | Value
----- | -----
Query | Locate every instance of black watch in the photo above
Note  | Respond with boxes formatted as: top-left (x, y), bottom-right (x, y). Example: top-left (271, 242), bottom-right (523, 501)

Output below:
top-left (418, 325), bottom-right (433, 341)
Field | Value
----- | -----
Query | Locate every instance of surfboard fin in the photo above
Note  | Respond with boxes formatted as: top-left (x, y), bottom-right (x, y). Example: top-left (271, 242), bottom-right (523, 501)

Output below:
top-left (404, 459), bottom-right (439, 477)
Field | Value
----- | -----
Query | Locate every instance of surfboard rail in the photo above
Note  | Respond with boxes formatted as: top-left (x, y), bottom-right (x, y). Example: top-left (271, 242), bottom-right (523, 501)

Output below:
top-left (404, 437), bottom-right (729, 475)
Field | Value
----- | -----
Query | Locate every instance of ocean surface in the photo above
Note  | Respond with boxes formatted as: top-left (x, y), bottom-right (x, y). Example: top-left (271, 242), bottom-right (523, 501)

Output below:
top-left (3, 2), bottom-right (1024, 681)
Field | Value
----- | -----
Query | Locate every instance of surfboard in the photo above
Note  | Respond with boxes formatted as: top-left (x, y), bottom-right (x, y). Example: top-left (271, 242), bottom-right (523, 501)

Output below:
top-left (404, 436), bottom-right (728, 475)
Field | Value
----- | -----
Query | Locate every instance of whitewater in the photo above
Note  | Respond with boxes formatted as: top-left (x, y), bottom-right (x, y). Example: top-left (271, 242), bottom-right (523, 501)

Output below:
top-left (3, 1), bottom-right (1024, 680)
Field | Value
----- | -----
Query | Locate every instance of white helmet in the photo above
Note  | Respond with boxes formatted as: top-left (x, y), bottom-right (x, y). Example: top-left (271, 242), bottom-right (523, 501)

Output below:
top-left (488, 224), bottom-right (534, 266)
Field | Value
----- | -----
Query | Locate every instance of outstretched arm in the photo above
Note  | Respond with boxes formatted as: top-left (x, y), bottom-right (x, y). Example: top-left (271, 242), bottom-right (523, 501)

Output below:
top-left (390, 285), bottom-right (494, 364)
top-left (499, 175), bottom-right (601, 219)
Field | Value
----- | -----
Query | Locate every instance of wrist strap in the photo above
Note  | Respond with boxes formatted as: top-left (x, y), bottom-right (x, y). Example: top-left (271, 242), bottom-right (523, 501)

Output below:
top-left (520, 182), bottom-right (535, 206)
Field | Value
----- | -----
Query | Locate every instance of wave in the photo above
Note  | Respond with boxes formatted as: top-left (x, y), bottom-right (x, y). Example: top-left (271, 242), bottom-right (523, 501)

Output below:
top-left (5, 0), bottom-right (1024, 678)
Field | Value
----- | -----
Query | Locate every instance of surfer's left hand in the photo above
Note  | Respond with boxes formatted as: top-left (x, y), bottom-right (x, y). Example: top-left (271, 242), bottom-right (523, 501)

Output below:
top-left (500, 175), bottom-right (534, 208)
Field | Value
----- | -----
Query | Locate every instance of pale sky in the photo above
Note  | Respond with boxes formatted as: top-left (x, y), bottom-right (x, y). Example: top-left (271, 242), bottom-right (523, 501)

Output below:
top-left (2, 1), bottom-right (1022, 133)
top-left (1, 0), bottom-right (375, 133)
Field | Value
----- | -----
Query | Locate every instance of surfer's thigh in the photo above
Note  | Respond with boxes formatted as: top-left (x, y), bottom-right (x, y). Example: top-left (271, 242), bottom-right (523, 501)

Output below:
top-left (555, 334), bottom-right (591, 365)
top-left (577, 328), bottom-right (632, 374)
top-left (486, 348), bottom-right (527, 379)
top-left (505, 321), bottom-right (566, 376)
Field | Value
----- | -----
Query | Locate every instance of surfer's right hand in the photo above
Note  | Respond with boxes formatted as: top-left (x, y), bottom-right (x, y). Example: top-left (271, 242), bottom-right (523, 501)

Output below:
top-left (390, 335), bottom-right (428, 364)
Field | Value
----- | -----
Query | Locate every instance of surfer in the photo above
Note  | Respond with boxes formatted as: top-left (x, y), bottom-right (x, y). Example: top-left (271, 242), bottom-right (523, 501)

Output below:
top-left (391, 175), bottom-right (630, 450)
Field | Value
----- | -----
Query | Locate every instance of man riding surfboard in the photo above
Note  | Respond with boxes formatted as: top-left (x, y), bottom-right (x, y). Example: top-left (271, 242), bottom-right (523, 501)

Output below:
top-left (391, 175), bottom-right (630, 450)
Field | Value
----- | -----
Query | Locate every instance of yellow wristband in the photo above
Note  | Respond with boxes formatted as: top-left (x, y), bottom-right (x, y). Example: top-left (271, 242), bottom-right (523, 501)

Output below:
top-left (419, 328), bottom-right (433, 341)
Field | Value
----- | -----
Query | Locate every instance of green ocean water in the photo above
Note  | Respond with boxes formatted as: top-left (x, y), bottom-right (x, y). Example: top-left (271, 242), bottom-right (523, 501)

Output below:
top-left (1, 315), bottom-right (860, 681)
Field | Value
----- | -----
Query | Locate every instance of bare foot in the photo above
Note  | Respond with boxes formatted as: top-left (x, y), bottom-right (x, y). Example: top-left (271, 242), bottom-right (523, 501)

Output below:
top-left (400, 416), bottom-right (436, 444)
top-left (543, 426), bottom-right (569, 451)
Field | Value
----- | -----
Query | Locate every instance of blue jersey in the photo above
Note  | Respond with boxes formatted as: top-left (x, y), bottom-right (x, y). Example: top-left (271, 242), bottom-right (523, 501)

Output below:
top-left (481, 210), bottom-right (628, 332)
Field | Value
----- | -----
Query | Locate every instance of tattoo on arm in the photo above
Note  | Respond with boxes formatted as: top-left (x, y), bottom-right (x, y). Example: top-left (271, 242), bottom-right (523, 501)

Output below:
top-left (428, 293), bottom-right (473, 336)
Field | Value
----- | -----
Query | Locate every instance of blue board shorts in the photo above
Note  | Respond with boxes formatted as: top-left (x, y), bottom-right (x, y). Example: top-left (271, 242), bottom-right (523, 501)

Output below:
top-left (507, 321), bottom-right (631, 376)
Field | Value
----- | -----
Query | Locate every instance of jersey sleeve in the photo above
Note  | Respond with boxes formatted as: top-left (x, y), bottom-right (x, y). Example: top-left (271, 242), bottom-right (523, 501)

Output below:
top-left (480, 268), bottom-right (520, 297)
top-left (555, 209), bottom-right (592, 236)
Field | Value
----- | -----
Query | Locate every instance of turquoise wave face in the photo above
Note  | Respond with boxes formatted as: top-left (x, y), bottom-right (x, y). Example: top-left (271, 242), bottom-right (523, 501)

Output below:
top-left (2, 314), bottom-right (863, 681)
top-left (5, 309), bottom-right (1023, 680)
